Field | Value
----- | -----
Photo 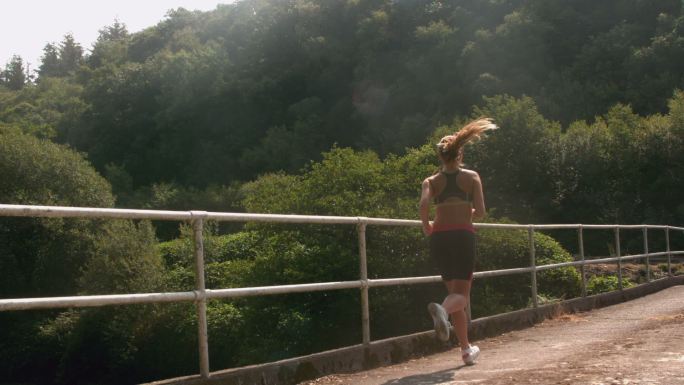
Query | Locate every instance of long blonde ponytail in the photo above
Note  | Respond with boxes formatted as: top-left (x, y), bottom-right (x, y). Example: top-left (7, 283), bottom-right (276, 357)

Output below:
top-left (436, 118), bottom-right (497, 163)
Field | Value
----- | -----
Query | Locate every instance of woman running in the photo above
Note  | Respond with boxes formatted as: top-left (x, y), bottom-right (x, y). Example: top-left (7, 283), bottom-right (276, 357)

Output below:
top-left (419, 118), bottom-right (496, 365)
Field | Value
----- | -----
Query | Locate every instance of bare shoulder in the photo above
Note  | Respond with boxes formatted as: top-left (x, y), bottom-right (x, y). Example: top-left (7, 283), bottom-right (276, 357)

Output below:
top-left (460, 168), bottom-right (481, 181)
top-left (425, 173), bottom-right (441, 184)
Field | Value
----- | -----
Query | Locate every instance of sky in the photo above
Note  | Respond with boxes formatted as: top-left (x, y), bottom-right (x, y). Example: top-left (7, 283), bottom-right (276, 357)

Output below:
top-left (1, 0), bottom-right (235, 71)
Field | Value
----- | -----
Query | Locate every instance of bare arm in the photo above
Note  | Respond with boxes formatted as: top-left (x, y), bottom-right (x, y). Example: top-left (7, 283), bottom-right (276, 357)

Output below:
top-left (419, 179), bottom-right (433, 236)
top-left (471, 172), bottom-right (486, 220)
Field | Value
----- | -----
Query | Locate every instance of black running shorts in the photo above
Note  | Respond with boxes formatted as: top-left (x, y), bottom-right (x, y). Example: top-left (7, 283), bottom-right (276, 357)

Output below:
top-left (429, 229), bottom-right (476, 281)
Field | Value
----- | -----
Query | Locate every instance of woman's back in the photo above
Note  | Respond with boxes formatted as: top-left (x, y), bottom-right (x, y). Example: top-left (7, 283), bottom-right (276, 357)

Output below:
top-left (428, 168), bottom-right (477, 225)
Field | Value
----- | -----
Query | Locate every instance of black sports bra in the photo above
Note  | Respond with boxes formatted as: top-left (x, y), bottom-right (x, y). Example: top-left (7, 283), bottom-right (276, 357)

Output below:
top-left (432, 170), bottom-right (472, 206)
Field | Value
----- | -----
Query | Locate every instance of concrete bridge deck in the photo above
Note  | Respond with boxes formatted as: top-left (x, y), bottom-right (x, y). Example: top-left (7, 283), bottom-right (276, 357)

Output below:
top-left (303, 285), bottom-right (684, 385)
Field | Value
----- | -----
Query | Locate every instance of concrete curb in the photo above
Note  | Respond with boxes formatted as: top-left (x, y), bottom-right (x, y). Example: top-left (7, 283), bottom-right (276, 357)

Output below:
top-left (147, 276), bottom-right (684, 385)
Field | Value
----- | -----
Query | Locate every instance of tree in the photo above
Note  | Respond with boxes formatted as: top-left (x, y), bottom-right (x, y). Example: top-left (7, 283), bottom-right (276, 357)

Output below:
top-left (557, 96), bottom-right (684, 228)
top-left (0, 130), bottom-right (115, 296)
top-left (87, 20), bottom-right (130, 68)
top-left (38, 43), bottom-right (61, 78)
top-left (97, 19), bottom-right (129, 42)
top-left (0, 76), bottom-right (87, 140)
top-left (36, 34), bottom-right (85, 79)
top-left (41, 0), bottom-right (684, 192)
top-left (52, 220), bottom-right (165, 385)
top-left (0, 129), bottom-right (163, 385)
top-left (467, 95), bottom-right (562, 223)
top-left (58, 33), bottom-right (84, 75)
top-left (2, 55), bottom-right (26, 90)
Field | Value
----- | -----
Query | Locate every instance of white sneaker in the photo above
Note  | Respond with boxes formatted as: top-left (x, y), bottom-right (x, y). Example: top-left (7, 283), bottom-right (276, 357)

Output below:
top-left (461, 345), bottom-right (480, 365)
top-left (427, 302), bottom-right (450, 341)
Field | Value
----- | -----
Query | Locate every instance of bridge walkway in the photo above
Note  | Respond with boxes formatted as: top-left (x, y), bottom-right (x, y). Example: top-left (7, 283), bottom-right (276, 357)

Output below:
top-left (303, 285), bottom-right (684, 385)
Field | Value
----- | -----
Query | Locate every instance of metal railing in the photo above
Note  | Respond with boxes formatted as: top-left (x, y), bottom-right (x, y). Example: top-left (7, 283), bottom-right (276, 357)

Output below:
top-left (0, 204), bottom-right (682, 380)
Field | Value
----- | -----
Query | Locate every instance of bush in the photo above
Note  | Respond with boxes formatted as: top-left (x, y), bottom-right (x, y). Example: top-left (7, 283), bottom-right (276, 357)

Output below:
top-left (0, 130), bottom-right (114, 296)
top-left (586, 275), bottom-right (635, 295)
top-left (0, 130), bottom-right (164, 385)
top-left (473, 221), bottom-right (582, 317)
top-left (156, 226), bottom-right (360, 365)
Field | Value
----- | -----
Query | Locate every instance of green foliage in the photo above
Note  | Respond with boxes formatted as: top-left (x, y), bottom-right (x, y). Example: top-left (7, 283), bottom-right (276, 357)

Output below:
top-left (586, 275), bottom-right (635, 295)
top-left (2, 1), bottom-right (682, 208)
top-left (38, 34), bottom-right (85, 78)
top-left (415, 20), bottom-right (455, 42)
top-left (78, 220), bottom-right (163, 294)
top-left (38, 43), bottom-right (61, 78)
top-left (656, 263), bottom-right (684, 275)
top-left (156, 225), bottom-right (360, 364)
top-left (0, 130), bottom-right (113, 296)
top-left (469, 95), bottom-right (562, 223)
top-left (242, 145), bottom-right (436, 219)
top-left (0, 76), bottom-right (86, 139)
top-left (556, 96), bottom-right (684, 228)
top-left (0, 130), bottom-right (168, 385)
top-left (88, 20), bottom-right (130, 68)
top-left (2, 55), bottom-right (27, 90)
top-left (5, 0), bottom-right (678, 191)
top-left (472, 221), bottom-right (581, 317)
top-left (108, 178), bottom-right (245, 240)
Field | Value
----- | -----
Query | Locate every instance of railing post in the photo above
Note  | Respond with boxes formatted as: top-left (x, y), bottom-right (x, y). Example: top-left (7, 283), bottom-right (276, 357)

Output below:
top-left (191, 212), bottom-right (210, 379)
top-left (643, 227), bottom-right (650, 282)
top-left (358, 220), bottom-right (370, 346)
top-left (615, 227), bottom-right (622, 290)
top-left (578, 225), bottom-right (587, 297)
top-left (665, 227), bottom-right (672, 277)
top-left (528, 226), bottom-right (538, 308)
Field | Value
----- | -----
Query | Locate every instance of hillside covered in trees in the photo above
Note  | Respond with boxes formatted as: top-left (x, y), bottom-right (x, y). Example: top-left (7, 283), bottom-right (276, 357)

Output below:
top-left (2, 0), bottom-right (683, 211)
top-left (1, 0), bottom-right (684, 384)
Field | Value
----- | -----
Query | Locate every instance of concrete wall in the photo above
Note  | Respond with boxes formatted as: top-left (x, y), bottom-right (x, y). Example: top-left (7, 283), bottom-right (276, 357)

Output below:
top-left (147, 276), bottom-right (684, 385)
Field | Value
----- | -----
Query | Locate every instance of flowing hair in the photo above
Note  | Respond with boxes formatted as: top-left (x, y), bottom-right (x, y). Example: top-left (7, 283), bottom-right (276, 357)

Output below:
top-left (436, 118), bottom-right (497, 164)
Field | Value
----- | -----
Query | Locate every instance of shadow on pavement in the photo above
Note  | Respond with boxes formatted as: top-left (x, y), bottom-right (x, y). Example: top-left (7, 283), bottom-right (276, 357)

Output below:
top-left (380, 365), bottom-right (466, 385)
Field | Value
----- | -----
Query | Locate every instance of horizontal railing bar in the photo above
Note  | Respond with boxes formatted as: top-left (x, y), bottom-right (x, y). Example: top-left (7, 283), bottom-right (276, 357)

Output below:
top-left (363, 218), bottom-right (420, 226)
top-left (581, 252), bottom-right (671, 265)
top-left (0, 204), bottom-right (192, 221)
top-left (206, 212), bottom-right (361, 225)
top-left (367, 276), bottom-right (442, 287)
top-left (582, 256), bottom-right (622, 264)
top-left (535, 252), bottom-right (672, 272)
top-left (0, 205), bottom-right (508, 227)
top-left (0, 291), bottom-right (197, 311)
top-left (473, 223), bottom-right (535, 229)
top-left (580, 224), bottom-right (667, 230)
top-left (210, 215), bottom-right (418, 227)
top-left (616, 225), bottom-right (669, 229)
top-left (2, 204), bottom-right (679, 230)
top-left (205, 281), bottom-right (363, 299)
top-left (536, 260), bottom-right (585, 271)
top-left (2, 249), bottom-right (681, 311)
top-left (0, 205), bottom-right (536, 228)
top-left (478, 224), bottom-right (672, 230)
top-left (524, 224), bottom-right (582, 229)
top-left (625, 251), bottom-right (669, 259)
top-left (475, 266), bottom-right (535, 278)
top-left (619, 254), bottom-right (650, 262)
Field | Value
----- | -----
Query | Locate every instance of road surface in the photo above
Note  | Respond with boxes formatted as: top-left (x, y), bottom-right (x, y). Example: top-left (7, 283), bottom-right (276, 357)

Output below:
top-left (302, 285), bottom-right (684, 385)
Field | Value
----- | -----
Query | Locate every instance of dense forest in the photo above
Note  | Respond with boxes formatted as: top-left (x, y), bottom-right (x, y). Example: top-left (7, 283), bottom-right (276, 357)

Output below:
top-left (1, 0), bottom-right (684, 384)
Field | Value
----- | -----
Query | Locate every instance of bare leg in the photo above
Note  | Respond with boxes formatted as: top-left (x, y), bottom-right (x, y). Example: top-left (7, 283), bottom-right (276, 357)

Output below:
top-left (443, 279), bottom-right (472, 350)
